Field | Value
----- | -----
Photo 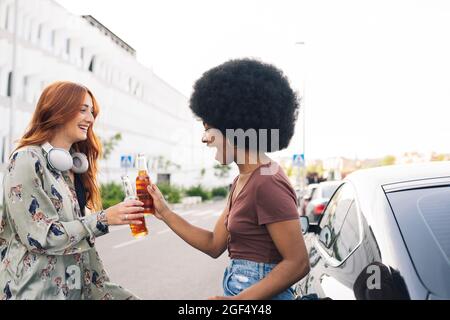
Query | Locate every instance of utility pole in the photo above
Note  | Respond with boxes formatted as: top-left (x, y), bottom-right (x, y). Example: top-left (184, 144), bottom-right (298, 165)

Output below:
top-left (8, 0), bottom-right (19, 156)
top-left (295, 41), bottom-right (306, 191)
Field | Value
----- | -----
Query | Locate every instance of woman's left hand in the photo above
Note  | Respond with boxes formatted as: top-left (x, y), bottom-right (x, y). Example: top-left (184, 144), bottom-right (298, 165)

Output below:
top-left (104, 199), bottom-right (145, 225)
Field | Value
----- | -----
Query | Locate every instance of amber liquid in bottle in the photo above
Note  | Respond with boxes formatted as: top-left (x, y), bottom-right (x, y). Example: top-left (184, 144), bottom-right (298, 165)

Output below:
top-left (121, 175), bottom-right (148, 238)
top-left (136, 154), bottom-right (155, 215)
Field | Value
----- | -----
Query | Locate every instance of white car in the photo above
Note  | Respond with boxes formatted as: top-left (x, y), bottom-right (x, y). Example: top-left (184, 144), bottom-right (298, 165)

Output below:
top-left (298, 161), bottom-right (450, 300)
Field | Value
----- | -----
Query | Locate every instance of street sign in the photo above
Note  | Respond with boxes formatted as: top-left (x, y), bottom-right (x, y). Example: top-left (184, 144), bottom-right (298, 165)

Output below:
top-left (293, 154), bottom-right (305, 167)
top-left (120, 155), bottom-right (134, 169)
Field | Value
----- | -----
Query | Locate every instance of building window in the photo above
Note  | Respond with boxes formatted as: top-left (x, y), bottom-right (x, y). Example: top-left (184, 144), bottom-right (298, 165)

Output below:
top-left (7, 71), bottom-right (13, 97)
top-left (1, 135), bottom-right (6, 164)
top-left (5, 5), bottom-right (11, 30)
top-left (89, 56), bottom-right (96, 72)
top-left (37, 24), bottom-right (43, 40)
top-left (28, 20), bottom-right (33, 41)
top-left (23, 76), bottom-right (28, 101)
top-left (66, 38), bottom-right (71, 55)
top-left (51, 30), bottom-right (56, 48)
top-left (134, 83), bottom-right (141, 96)
top-left (157, 174), bottom-right (171, 185)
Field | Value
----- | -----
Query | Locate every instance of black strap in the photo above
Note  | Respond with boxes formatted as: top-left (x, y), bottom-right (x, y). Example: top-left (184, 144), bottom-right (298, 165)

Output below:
top-left (74, 174), bottom-right (87, 217)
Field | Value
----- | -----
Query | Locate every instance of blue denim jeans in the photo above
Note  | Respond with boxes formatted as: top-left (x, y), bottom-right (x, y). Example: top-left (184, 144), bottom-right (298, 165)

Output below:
top-left (222, 259), bottom-right (295, 300)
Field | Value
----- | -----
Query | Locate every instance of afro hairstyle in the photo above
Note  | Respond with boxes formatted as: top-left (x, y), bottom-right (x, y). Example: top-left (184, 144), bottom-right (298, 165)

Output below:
top-left (189, 58), bottom-right (300, 152)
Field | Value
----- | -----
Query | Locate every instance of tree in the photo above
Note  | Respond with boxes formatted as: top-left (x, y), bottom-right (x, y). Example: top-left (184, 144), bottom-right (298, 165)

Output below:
top-left (285, 165), bottom-right (294, 178)
top-left (99, 133), bottom-right (122, 182)
top-left (154, 155), bottom-right (181, 172)
top-left (101, 133), bottom-right (122, 161)
top-left (380, 155), bottom-right (396, 166)
top-left (214, 164), bottom-right (231, 179)
top-left (431, 153), bottom-right (448, 161)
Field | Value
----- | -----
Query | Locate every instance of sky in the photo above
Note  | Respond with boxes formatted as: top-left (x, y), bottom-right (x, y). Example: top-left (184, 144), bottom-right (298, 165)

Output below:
top-left (56, 0), bottom-right (450, 161)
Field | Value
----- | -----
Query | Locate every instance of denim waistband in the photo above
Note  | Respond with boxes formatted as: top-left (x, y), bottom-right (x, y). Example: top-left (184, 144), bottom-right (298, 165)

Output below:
top-left (229, 259), bottom-right (278, 269)
top-left (227, 259), bottom-right (279, 279)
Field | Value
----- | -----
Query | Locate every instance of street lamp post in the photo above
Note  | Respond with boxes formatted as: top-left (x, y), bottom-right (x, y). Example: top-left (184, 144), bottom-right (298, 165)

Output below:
top-left (8, 0), bottom-right (19, 157)
top-left (295, 41), bottom-right (306, 190)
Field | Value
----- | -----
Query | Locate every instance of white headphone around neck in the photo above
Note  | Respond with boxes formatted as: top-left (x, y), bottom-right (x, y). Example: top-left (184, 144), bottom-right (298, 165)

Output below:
top-left (41, 142), bottom-right (89, 174)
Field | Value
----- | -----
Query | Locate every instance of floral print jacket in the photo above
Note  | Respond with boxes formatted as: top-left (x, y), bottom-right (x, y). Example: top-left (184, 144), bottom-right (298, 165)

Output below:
top-left (0, 146), bottom-right (137, 300)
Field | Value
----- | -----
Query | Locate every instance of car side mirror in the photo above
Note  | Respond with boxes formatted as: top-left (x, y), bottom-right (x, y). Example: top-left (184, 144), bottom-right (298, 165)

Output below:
top-left (353, 262), bottom-right (410, 300)
top-left (300, 216), bottom-right (321, 235)
top-left (300, 216), bottom-right (310, 234)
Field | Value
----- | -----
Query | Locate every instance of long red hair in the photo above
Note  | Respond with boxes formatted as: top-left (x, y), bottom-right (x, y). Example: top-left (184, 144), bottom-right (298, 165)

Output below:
top-left (15, 81), bottom-right (103, 211)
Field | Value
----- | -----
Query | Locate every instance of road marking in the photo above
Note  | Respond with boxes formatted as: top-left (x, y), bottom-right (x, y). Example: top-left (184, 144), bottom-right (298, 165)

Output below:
top-left (157, 229), bottom-right (171, 235)
top-left (113, 237), bottom-right (148, 249)
top-left (179, 210), bottom-right (196, 216)
top-left (192, 209), bottom-right (215, 217)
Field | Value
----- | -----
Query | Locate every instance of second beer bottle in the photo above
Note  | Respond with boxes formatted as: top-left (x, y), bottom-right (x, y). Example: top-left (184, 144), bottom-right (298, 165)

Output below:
top-left (136, 153), bottom-right (155, 215)
top-left (121, 175), bottom-right (148, 238)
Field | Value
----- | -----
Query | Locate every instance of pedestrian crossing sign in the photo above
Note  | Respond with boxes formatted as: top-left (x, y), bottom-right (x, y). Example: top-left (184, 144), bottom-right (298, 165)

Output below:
top-left (293, 154), bottom-right (305, 167)
top-left (120, 155), bottom-right (133, 169)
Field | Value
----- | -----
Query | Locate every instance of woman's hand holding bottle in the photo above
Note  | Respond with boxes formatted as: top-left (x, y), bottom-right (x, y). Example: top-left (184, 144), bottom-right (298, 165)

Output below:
top-left (146, 184), bottom-right (172, 220)
top-left (104, 199), bottom-right (145, 225)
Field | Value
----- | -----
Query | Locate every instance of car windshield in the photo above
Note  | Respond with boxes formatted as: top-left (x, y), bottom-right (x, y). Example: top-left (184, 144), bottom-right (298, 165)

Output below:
top-left (386, 185), bottom-right (450, 298)
top-left (321, 184), bottom-right (340, 199)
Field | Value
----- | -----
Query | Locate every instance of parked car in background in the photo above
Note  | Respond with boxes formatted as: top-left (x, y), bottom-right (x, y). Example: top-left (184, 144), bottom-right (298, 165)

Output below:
top-left (303, 181), bottom-right (341, 223)
top-left (294, 186), bottom-right (305, 207)
top-left (297, 161), bottom-right (450, 300)
top-left (299, 183), bottom-right (319, 216)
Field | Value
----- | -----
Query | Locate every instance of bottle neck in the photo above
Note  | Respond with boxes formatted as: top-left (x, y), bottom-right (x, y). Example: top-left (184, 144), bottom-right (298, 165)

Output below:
top-left (138, 169), bottom-right (148, 177)
top-left (137, 157), bottom-right (148, 173)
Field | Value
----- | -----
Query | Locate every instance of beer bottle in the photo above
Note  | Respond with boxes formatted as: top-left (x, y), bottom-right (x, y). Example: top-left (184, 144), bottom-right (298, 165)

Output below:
top-left (121, 175), bottom-right (148, 238)
top-left (136, 154), bottom-right (155, 215)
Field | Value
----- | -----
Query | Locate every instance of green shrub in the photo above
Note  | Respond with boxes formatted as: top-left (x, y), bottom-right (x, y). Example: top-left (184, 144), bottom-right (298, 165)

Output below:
top-left (211, 186), bottom-right (229, 198)
top-left (185, 185), bottom-right (212, 201)
top-left (101, 182), bottom-right (125, 209)
top-left (157, 183), bottom-right (182, 204)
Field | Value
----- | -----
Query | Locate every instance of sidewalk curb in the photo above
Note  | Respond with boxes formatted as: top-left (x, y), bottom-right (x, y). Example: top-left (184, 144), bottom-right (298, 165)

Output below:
top-left (168, 198), bottom-right (226, 210)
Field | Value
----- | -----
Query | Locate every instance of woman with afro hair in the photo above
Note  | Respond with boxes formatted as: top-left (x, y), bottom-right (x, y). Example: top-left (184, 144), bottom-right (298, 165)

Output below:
top-left (147, 58), bottom-right (310, 300)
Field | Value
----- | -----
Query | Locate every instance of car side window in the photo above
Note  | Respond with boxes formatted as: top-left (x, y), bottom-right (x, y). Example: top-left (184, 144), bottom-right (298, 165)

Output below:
top-left (318, 183), bottom-right (355, 251)
top-left (331, 200), bottom-right (361, 261)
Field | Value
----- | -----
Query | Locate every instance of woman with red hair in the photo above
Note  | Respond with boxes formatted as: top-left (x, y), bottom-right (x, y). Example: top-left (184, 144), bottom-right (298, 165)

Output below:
top-left (0, 81), bottom-right (144, 300)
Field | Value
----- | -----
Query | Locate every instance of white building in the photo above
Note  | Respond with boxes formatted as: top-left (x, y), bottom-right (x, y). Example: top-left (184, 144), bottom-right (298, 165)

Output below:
top-left (0, 0), bottom-right (226, 206)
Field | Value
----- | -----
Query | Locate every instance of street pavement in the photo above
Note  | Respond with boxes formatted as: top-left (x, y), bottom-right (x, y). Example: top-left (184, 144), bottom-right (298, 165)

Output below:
top-left (95, 199), bottom-right (229, 300)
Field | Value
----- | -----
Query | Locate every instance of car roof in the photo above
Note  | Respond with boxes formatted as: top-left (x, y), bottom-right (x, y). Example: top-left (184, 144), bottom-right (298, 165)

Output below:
top-left (344, 161), bottom-right (450, 230)
top-left (346, 161), bottom-right (450, 187)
